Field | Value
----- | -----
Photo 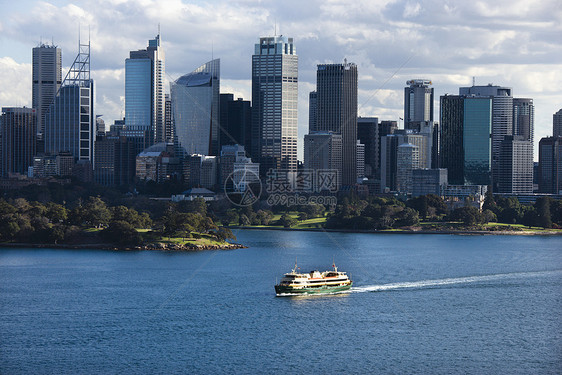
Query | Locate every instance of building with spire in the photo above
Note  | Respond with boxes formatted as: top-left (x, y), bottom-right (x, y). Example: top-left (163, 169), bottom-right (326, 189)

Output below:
top-left (251, 35), bottom-right (298, 175)
top-left (43, 37), bottom-right (94, 164)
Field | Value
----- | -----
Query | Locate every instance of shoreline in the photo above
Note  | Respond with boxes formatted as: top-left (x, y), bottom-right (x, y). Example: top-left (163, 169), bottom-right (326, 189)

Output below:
top-left (0, 242), bottom-right (247, 251)
top-left (228, 226), bottom-right (562, 236)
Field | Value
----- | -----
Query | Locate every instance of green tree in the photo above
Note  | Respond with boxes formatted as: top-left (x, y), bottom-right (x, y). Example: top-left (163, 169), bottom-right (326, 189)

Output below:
top-left (278, 214), bottom-right (297, 228)
top-left (101, 220), bottom-right (143, 246)
top-left (449, 206), bottom-right (484, 226)
top-left (535, 197), bottom-right (552, 228)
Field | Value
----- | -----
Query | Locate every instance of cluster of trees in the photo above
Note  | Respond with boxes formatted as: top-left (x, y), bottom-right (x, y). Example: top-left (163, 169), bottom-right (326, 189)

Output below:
top-left (482, 194), bottom-right (562, 228)
top-left (0, 196), bottom-right (236, 246)
top-left (326, 196), bottom-right (420, 230)
top-left (0, 197), bottom-right (151, 244)
top-left (323, 193), bottom-right (562, 230)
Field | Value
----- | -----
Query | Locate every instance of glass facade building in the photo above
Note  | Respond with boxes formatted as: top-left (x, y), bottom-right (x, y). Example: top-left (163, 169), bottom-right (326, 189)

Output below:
top-left (463, 97), bottom-right (492, 185)
top-left (251, 35), bottom-right (298, 174)
top-left (0, 107), bottom-right (37, 177)
top-left (171, 59), bottom-right (220, 158)
top-left (124, 34), bottom-right (165, 151)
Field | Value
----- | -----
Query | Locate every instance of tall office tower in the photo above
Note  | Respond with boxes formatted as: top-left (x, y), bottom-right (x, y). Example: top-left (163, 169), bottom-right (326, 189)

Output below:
top-left (554, 109), bottom-right (562, 137)
top-left (463, 97), bottom-right (492, 186)
top-left (357, 117), bottom-right (379, 178)
top-left (538, 136), bottom-right (562, 194)
top-left (251, 35), bottom-right (298, 174)
top-left (404, 79), bottom-right (433, 131)
top-left (396, 143), bottom-right (420, 194)
top-left (513, 98), bottom-right (534, 142)
top-left (459, 84), bottom-right (512, 189)
top-left (44, 39), bottom-right (94, 163)
top-left (124, 34), bottom-right (165, 150)
top-left (439, 95), bottom-right (465, 184)
top-left (309, 91), bottom-right (317, 132)
top-left (219, 94), bottom-right (252, 150)
top-left (316, 62), bottom-right (358, 186)
top-left (440, 95), bottom-right (492, 186)
top-left (304, 131), bottom-right (342, 189)
top-left (498, 136), bottom-right (533, 194)
top-left (164, 94), bottom-right (173, 142)
top-left (0, 107), bottom-right (37, 177)
top-left (32, 43), bottom-right (62, 136)
top-left (171, 59), bottom-right (220, 158)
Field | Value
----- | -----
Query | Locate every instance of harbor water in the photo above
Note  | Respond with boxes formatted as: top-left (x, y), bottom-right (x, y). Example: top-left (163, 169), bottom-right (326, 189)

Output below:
top-left (1, 230), bottom-right (561, 374)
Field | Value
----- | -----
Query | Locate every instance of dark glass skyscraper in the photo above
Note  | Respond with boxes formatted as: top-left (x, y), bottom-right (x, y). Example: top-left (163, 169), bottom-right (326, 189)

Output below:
top-left (316, 62), bottom-right (358, 186)
top-left (439, 95), bottom-right (464, 185)
top-left (0, 107), bottom-right (37, 177)
top-left (219, 93), bottom-right (251, 150)
top-left (251, 35), bottom-right (298, 174)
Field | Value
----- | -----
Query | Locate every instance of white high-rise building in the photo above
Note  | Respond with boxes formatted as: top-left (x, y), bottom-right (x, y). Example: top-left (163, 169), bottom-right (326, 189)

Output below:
top-left (32, 43), bottom-right (62, 135)
top-left (251, 35), bottom-right (298, 174)
top-left (404, 79), bottom-right (433, 131)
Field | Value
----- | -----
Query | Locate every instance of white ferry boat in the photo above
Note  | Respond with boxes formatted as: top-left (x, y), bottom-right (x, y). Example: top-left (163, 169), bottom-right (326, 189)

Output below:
top-left (275, 261), bottom-right (353, 295)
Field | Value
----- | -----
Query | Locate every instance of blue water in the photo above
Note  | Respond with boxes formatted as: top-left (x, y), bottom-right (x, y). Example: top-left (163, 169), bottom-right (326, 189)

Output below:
top-left (1, 230), bottom-right (561, 374)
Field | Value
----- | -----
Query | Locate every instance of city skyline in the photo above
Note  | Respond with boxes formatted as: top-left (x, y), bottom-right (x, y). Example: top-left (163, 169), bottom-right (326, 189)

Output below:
top-left (1, 0), bottom-right (561, 160)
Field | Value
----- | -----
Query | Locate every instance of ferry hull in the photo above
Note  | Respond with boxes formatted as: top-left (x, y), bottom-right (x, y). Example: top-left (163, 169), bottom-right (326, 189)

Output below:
top-left (275, 282), bottom-right (352, 296)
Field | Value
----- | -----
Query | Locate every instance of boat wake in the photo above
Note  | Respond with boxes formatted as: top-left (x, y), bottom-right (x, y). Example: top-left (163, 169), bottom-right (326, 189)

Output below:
top-left (352, 269), bottom-right (562, 293)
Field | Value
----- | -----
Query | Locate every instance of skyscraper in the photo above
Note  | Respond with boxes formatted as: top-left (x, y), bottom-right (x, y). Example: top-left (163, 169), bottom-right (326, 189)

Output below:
top-left (32, 43), bottom-right (61, 136)
top-left (124, 34), bottom-right (165, 150)
top-left (0, 107), bottom-right (37, 177)
top-left (171, 59), bottom-right (220, 158)
top-left (404, 79), bottom-right (433, 131)
top-left (439, 95), bottom-right (465, 185)
top-left (251, 35), bottom-right (298, 174)
top-left (304, 131), bottom-right (342, 190)
top-left (459, 84), bottom-right (512, 189)
top-left (463, 97), bottom-right (492, 186)
top-left (554, 109), bottom-right (562, 137)
top-left (316, 62), bottom-right (358, 186)
top-left (44, 39), bottom-right (94, 163)
top-left (440, 94), bottom-right (493, 186)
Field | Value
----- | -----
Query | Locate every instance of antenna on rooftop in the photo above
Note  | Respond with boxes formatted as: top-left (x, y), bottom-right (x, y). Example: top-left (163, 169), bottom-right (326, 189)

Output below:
top-left (472, 76), bottom-right (475, 86)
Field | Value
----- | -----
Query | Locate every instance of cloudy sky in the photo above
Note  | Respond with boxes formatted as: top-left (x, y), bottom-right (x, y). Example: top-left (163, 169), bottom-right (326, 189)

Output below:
top-left (1, 0), bottom-right (561, 160)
